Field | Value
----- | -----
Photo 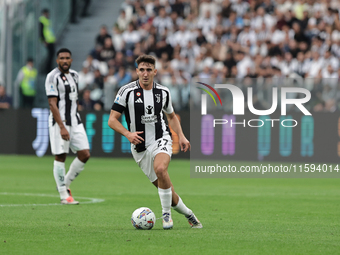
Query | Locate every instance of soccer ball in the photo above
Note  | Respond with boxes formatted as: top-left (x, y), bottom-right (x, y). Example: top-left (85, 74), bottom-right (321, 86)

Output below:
top-left (131, 207), bottom-right (156, 230)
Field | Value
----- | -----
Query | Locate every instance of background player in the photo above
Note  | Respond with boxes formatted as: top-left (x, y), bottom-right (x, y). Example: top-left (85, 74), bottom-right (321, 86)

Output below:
top-left (108, 54), bottom-right (202, 229)
top-left (45, 48), bottom-right (90, 204)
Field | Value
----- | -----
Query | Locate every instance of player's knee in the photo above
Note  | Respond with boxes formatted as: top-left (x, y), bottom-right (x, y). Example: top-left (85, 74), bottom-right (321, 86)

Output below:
top-left (84, 151), bottom-right (90, 161)
top-left (154, 164), bottom-right (167, 178)
top-left (79, 150), bottom-right (90, 163)
top-left (55, 153), bottom-right (66, 162)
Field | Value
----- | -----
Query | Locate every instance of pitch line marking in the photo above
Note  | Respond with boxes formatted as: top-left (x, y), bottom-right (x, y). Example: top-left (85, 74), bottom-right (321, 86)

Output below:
top-left (0, 192), bottom-right (105, 207)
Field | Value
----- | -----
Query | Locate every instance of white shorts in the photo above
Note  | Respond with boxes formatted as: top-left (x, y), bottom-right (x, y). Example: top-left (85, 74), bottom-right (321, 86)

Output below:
top-left (131, 136), bottom-right (173, 182)
top-left (49, 123), bottom-right (90, 155)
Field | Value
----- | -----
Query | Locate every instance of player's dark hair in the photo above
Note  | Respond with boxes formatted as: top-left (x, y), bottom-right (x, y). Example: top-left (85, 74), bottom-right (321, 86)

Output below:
top-left (56, 48), bottom-right (72, 57)
top-left (42, 8), bottom-right (49, 14)
top-left (135, 55), bottom-right (156, 67)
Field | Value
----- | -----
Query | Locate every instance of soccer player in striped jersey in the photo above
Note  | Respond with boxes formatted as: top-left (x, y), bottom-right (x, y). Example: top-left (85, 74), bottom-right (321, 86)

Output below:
top-left (108, 55), bottom-right (202, 229)
top-left (45, 48), bottom-right (90, 204)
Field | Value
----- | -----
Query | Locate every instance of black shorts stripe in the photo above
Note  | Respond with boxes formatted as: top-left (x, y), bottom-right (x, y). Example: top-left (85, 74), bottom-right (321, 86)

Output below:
top-left (76, 113), bottom-right (81, 125)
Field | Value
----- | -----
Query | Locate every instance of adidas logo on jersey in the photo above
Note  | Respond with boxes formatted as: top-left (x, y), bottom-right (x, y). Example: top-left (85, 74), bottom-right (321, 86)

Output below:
top-left (161, 147), bottom-right (168, 151)
top-left (135, 98), bottom-right (143, 103)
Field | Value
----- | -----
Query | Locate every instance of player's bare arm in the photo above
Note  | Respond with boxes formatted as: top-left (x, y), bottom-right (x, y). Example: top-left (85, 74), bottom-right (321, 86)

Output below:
top-left (166, 112), bottom-right (191, 152)
top-left (108, 110), bottom-right (144, 145)
top-left (48, 97), bottom-right (69, 141)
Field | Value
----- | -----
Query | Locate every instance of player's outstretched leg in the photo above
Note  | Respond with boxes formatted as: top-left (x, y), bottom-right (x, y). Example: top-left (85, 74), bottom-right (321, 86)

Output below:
top-left (172, 192), bottom-right (203, 229)
top-left (154, 153), bottom-right (173, 229)
top-left (54, 159), bottom-right (79, 205)
top-left (65, 150), bottom-right (90, 200)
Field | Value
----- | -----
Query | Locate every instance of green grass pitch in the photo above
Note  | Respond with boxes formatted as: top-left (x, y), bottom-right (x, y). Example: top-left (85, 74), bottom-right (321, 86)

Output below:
top-left (0, 155), bottom-right (340, 255)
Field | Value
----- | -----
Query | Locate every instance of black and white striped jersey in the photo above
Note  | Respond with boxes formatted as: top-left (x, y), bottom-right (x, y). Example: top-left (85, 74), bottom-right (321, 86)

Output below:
top-left (45, 67), bottom-right (82, 127)
top-left (112, 80), bottom-right (173, 152)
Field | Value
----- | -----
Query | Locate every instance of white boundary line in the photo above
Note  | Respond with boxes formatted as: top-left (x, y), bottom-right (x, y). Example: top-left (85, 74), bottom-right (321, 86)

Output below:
top-left (0, 192), bottom-right (105, 207)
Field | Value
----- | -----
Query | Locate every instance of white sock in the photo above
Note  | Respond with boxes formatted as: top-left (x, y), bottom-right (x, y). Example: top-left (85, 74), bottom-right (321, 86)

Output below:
top-left (172, 196), bottom-right (192, 217)
top-left (65, 157), bottom-right (85, 189)
top-left (53, 161), bottom-right (68, 199)
top-left (158, 187), bottom-right (172, 215)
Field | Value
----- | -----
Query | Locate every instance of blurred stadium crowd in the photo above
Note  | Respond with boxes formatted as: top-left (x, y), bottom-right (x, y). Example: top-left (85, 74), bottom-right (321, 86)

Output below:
top-left (77, 0), bottom-right (340, 113)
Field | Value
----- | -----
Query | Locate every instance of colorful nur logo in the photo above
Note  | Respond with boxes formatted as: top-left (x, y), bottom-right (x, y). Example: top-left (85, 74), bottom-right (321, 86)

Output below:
top-left (197, 82), bottom-right (222, 106)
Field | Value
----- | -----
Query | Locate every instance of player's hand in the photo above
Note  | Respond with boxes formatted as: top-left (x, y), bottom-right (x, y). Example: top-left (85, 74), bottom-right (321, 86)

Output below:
top-left (60, 126), bottom-right (70, 141)
top-left (179, 135), bottom-right (191, 152)
top-left (127, 131), bottom-right (144, 145)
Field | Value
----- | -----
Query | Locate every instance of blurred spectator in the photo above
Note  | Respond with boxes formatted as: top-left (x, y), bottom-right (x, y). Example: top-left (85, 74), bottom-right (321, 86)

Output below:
top-left (95, 25), bottom-right (112, 47)
top-left (78, 89), bottom-right (102, 111)
top-left (99, 37), bottom-right (116, 62)
top-left (171, 0), bottom-right (185, 18)
top-left (108, 51), bottom-right (126, 71)
top-left (196, 28), bottom-right (208, 46)
top-left (171, 24), bottom-right (193, 48)
top-left (122, 22), bottom-right (141, 50)
top-left (152, 0), bottom-right (162, 16)
top-left (15, 58), bottom-right (37, 108)
top-left (183, 12), bottom-right (197, 31)
top-left (92, 69), bottom-right (105, 90)
top-left (323, 50), bottom-right (339, 71)
top-left (180, 40), bottom-right (200, 60)
top-left (293, 22), bottom-right (309, 44)
top-left (237, 21), bottom-right (256, 47)
top-left (170, 11), bottom-right (184, 29)
top-left (199, 0), bottom-right (219, 18)
top-left (112, 25), bottom-right (124, 52)
top-left (125, 50), bottom-right (137, 69)
top-left (221, 0), bottom-right (232, 19)
top-left (83, 55), bottom-right (101, 72)
top-left (236, 51), bottom-right (253, 79)
top-left (307, 51), bottom-right (323, 78)
top-left (115, 66), bottom-right (132, 88)
top-left (78, 66), bottom-right (95, 95)
top-left (153, 7), bottom-right (173, 35)
top-left (197, 10), bottom-right (216, 36)
top-left (84, 69), bottom-right (105, 107)
top-left (0, 85), bottom-right (12, 109)
top-left (39, 9), bottom-right (56, 74)
top-left (103, 67), bottom-right (118, 111)
top-left (136, 7), bottom-right (150, 27)
top-left (232, 0), bottom-right (249, 18)
top-left (116, 10), bottom-right (130, 31)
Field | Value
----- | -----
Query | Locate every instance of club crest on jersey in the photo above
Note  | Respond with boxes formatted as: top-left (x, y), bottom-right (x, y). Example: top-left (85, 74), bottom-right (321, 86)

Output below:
top-left (155, 94), bottom-right (161, 103)
top-left (136, 92), bottom-right (141, 97)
